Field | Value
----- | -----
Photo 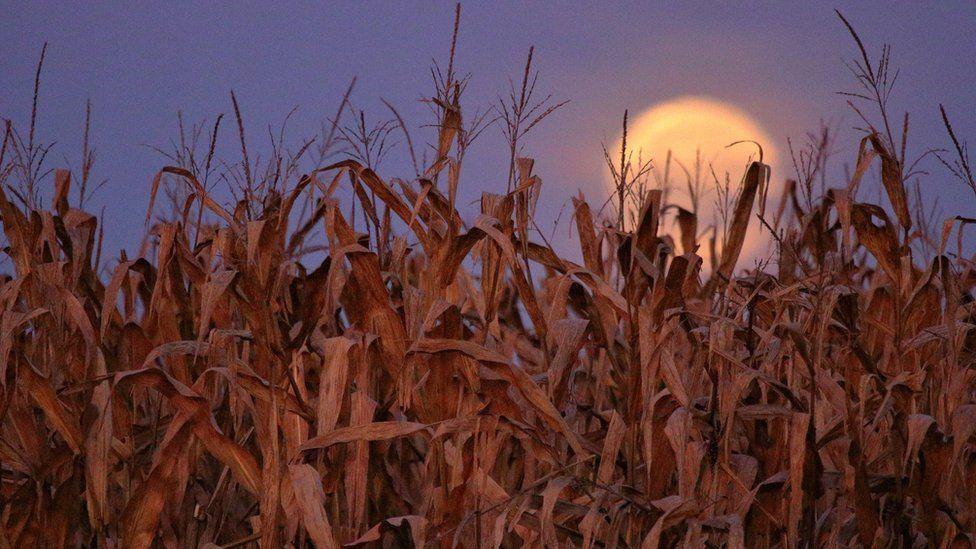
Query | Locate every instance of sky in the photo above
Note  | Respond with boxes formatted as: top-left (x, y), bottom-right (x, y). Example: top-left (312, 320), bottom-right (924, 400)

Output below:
top-left (2, 1), bottom-right (974, 261)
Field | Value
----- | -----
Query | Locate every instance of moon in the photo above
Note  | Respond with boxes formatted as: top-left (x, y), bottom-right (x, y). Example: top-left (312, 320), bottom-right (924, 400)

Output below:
top-left (609, 96), bottom-right (777, 269)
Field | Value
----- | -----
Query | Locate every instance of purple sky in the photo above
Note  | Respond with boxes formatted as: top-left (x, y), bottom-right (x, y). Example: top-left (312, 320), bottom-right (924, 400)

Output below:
top-left (3, 1), bottom-right (974, 260)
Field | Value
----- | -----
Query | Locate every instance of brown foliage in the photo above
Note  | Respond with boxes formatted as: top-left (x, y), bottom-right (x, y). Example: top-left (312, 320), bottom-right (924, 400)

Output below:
top-left (1, 16), bottom-right (975, 549)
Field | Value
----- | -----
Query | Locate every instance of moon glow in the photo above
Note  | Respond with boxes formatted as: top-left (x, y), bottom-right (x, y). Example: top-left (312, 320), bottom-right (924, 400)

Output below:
top-left (611, 96), bottom-right (777, 267)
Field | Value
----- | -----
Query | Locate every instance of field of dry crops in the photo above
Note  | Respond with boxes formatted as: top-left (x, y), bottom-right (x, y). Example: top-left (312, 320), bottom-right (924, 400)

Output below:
top-left (1, 11), bottom-right (976, 549)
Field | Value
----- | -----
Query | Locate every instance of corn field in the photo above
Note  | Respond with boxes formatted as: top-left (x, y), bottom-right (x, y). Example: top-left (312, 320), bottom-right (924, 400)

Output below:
top-left (1, 9), bottom-right (975, 548)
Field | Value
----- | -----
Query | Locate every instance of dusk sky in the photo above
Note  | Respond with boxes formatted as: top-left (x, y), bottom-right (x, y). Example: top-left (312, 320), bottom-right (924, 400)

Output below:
top-left (3, 1), bottom-right (974, 259)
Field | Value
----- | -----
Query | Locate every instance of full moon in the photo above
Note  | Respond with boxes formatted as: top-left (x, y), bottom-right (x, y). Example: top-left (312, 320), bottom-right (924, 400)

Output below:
top-left (610, 96), bottom-right (777, 268)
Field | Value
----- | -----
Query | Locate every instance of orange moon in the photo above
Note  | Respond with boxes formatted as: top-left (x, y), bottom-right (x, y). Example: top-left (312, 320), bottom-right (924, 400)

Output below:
top-left (610, 96), bottom-right (777, 269)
